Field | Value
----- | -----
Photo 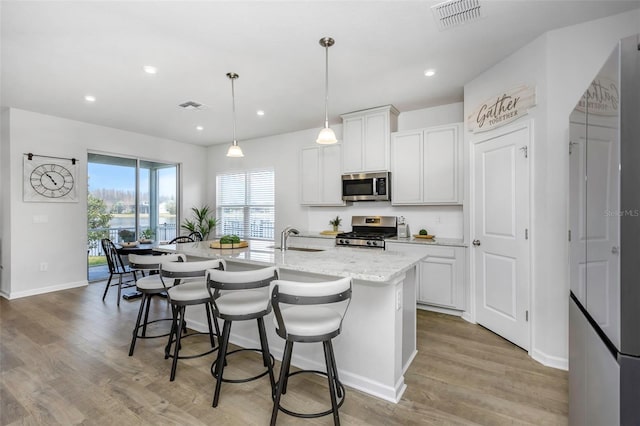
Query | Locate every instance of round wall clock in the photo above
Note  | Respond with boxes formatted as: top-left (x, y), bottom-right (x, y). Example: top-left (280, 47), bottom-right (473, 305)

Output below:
top-left (23, 155), bottom-right (78, 202)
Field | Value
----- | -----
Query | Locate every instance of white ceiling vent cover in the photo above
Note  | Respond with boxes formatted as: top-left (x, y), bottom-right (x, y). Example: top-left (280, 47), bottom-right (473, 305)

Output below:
top-left (178, 101), bottom-right (206, 110)
top-left (431, 0), bottom-right (484, 31)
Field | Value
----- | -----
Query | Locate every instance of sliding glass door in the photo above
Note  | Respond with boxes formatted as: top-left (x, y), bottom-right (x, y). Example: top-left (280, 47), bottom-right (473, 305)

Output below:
top-left (87, 153), bottom-right (179, 280)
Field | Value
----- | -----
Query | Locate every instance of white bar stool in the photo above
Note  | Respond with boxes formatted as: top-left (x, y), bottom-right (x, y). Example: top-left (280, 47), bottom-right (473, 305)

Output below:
top-left (206, 266), bottom-right (279, 408)
top-left (160, 258), bottom-right (226, 381)
top-left (127, 253), bottom-right (186, 356)
top-left (269, 277), bottom-right (352, 426)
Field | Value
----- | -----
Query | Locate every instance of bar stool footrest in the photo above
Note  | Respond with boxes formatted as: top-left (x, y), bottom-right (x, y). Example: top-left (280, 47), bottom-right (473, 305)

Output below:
top-left (275, 369), bottom-right (345, 419)
top-left (165, 331), bottom-right (219, 360)
top-left (134, 318), bottom-right (173, 339)
top-left (210, 348), bottom-right (275, 383)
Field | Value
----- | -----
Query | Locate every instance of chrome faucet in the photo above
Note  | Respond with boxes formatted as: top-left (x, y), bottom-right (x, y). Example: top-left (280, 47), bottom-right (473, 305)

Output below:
top-left (280, 226), bottom-right (299, 251)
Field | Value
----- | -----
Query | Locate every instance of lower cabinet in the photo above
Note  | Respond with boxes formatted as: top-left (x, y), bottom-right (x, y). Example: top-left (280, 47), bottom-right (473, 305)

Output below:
top-left (386, 243), bottom-right (466, 311)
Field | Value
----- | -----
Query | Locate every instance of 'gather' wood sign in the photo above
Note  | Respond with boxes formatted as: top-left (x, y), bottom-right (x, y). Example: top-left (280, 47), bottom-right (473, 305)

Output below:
top-left (467, 85), bottom-right (536, 133)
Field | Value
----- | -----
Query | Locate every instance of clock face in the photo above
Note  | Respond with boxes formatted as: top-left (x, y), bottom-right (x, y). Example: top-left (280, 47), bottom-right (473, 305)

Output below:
top-left (30, 163), bottom-right (75, 198)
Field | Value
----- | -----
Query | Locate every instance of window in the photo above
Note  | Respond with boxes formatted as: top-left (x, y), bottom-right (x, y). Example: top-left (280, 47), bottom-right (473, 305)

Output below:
top-left (216, 169), bottom-right (274, 240)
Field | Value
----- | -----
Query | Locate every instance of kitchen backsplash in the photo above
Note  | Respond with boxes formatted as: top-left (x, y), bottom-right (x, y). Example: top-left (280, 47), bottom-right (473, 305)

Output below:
top-left (306, 204), bottom-right (463, 238)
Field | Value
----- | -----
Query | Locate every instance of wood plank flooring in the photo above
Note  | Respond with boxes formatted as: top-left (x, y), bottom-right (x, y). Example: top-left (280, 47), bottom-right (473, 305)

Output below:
top-left (1, 282), bottom-right (568, 425)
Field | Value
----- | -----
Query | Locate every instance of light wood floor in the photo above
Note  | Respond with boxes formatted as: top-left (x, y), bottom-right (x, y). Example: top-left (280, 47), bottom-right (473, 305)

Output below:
top-left (1, 282), bottom-right (568, 425)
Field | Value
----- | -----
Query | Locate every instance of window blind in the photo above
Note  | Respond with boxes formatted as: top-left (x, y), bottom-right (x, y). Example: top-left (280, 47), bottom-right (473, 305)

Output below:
top-left (216, 169), bottom-right (275, 239)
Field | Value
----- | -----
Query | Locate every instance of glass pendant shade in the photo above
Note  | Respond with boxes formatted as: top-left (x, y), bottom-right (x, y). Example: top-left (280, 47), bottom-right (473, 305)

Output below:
top-left (226, 142), bottom-right (244, 157)
top-left (316, 126), bottom-right (337, 144)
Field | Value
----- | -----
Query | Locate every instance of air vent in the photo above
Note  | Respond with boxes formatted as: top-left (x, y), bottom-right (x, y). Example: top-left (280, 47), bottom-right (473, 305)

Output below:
top-left (431, 0), bottom-right (484, 31)
top-left (178, 101), bottom-right (205, 110)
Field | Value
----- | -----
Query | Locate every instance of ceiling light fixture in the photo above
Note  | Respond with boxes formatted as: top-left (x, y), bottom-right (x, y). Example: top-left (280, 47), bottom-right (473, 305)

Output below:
top-left (196, 126), bottom-right (204, 131)
top-left (84, 95), bottom-right (96, 102)
top-left (424, 69), bottom-right (436, 77)
top-left (257, 110), bottom-right (265, 116)
top-left (143, 65), bottom-right (158, 74)
top-left (226, 72), bottom-right (244, 158)
top-left (316, 37), bottom-right (337, 145)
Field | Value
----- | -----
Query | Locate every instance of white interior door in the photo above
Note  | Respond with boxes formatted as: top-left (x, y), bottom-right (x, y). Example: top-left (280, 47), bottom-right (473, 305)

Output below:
top-left (473, 123), bottom-right (530, 350)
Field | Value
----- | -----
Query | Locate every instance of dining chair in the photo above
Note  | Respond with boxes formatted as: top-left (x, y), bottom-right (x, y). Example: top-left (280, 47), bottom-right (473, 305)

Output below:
top-left (188, 231), bottom-right (204, 241)
top-left (101, 238), bottom-right (138, 307)
top-left (169, 236), bottom-right (195, 244)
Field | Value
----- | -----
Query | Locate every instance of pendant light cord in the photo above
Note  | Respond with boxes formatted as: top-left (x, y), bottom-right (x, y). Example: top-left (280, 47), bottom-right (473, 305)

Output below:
top-left (231, 76), bottom-right (237, 145)
top-left (324, 43), bottom-right (330, 128)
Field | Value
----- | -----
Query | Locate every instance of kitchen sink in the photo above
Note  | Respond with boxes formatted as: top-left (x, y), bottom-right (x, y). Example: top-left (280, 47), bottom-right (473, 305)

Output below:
top-left (270, 246), bottom-right (325, 252)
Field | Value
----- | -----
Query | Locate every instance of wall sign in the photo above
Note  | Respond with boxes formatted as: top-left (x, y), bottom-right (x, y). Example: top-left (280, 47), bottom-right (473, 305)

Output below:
top-left (575, 76), bottom-right (618, 116)
top-left (467, 85), bottom-right (536, 133)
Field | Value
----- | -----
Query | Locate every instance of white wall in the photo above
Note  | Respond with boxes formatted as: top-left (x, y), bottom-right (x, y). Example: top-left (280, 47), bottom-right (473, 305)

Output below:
top-left (398, 102), bottom-right (463, 131)
top-left (464, 9), bottom-right (639, 368)
top-left (1, 108), bottom-right (208, 299)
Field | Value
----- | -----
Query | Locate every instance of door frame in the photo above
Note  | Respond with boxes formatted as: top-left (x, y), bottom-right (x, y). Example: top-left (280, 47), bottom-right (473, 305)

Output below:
top-left (467, 119), bottom-right (534, 354)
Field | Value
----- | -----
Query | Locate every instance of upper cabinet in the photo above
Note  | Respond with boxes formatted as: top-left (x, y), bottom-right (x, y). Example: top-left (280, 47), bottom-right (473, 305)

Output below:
top-left (391, 123), bottom-right (463, 205)
top-left (341, 105), bottom-right (399, 173)
top-left (300, 144), bottom-right (345, 206)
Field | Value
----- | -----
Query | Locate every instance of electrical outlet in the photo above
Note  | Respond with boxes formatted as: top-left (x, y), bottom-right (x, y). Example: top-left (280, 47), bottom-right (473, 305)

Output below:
top-left (40, 262), bottom-right (48, 271)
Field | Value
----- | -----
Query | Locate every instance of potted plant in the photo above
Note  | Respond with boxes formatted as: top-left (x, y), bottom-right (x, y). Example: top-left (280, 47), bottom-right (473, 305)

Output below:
top-left (140, 228), bottom-right (155, 243)
top-left (329, 215), bottom-right (342, 232)
top-left (118, 229), bottom-right (136, 243)
top-left (181, 205), bottom-right (218, 240)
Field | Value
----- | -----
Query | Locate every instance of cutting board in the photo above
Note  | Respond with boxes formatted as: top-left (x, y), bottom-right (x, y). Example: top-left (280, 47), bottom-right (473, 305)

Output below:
top-left (413, 234), bottom-right (435, 240)
top-left (320, 230), bottom-right (340, 235)
top-left (209, 240), bottom-right (249, 249)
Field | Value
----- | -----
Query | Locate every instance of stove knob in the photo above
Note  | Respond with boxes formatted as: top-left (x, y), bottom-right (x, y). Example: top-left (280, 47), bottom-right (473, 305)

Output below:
top-left (344, 239), bottom-right (350, 245)
top-left (366, 241), bottom-right (372, 246)
top-left (371, 241), bottom-right (378, 246)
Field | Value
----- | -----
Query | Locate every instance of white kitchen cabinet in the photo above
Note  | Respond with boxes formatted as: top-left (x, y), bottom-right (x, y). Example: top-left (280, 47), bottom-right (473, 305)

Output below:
top-left (300, 144), bottom-right (345, 206)
top-left (341, 105), bottom-right (399, 173)
top-left (391, 123), bottom-right (462, 205)
top-left (386, 242), bottom-right (466, 311)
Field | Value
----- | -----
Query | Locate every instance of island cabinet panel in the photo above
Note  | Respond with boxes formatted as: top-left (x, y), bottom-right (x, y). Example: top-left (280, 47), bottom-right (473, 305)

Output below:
top-left (387, 242), bottom-right (466, 311)
top-left (391, 123), bottom-right (462, 205)
top-left (300, 144), bottom-right (345, 206)
top-left (341, 105), bottom-right (399, 173)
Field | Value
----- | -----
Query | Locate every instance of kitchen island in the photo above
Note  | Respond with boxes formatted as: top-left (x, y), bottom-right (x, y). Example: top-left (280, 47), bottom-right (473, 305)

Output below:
top-left (155, 239), bottom-right (425, 403)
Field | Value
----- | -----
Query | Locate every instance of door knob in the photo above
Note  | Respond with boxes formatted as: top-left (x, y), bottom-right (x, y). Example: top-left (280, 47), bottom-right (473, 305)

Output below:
top-left (472, 239), bottom-right (481, 247)
top-left (612, 246), bottom-right (620, 254)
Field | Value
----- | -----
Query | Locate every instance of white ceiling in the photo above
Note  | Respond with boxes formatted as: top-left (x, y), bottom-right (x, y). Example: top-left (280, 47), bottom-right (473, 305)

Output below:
top-left (2, 1), bottom-right (638, 146)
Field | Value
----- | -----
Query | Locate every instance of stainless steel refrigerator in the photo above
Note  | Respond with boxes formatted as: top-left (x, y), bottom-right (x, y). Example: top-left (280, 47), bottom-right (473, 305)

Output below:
top-left (569, 34), bottom-right (640, 425)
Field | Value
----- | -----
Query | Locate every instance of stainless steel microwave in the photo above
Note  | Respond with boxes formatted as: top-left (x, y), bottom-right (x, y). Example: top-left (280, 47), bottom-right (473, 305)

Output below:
top-left (341, 172), bottom-right (390, 201)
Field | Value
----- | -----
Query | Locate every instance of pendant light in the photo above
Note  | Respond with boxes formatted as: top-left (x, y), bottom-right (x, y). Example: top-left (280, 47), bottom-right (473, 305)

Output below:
top-left (226, 72), bottom-right (244, 157)
top-left (316, 37), bottom-right (337, 145)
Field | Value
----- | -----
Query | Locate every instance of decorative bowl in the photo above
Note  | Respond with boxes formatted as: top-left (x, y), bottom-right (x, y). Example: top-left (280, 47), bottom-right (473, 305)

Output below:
top-left (120, 241), bottom-right (140, 248)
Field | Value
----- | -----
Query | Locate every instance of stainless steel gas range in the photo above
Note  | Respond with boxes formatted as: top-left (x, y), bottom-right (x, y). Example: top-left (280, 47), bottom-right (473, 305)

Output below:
top-left (335, 216), bottom-right (397, 249)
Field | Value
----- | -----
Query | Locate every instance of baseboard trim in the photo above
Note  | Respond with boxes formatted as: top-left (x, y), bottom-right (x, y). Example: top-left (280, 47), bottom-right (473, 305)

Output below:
top-left (531, 348), bottom-right (568, 370)
top-left (6, 280), bottom-right (88, 300)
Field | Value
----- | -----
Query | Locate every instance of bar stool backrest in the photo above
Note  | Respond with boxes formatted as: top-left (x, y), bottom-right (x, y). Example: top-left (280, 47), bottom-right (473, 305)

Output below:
top-left (270, 277), bottom-right (352, 340)
top-left (206, 266), bottom-right (279, 317)
top-left (160, 259), bottom-right (226, 289)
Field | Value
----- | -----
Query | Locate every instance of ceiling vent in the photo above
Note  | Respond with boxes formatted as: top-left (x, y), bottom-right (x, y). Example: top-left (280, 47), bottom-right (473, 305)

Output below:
top-left (178, 101), bottom-right (205, 110)
top-left (431, 0), bottom-right (484, 31)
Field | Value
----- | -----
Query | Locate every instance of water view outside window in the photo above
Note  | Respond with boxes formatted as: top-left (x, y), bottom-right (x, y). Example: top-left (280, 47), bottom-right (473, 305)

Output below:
top-left (87, 153), bottom-right (179, 259)
top-left (216, 169), bottom-right (275, 240)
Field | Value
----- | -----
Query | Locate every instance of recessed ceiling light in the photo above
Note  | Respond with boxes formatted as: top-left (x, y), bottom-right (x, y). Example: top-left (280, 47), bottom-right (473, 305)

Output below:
top-left (84, 95), bottom-right (96, 102)
top-left (143, 65), bottom-right (158, 74)
top-left (257, 110), bottom-right (265, 116)
top-left (424, 69), bottom-right (436, 77)
top-left (196, 126), bottom-right (204, 131)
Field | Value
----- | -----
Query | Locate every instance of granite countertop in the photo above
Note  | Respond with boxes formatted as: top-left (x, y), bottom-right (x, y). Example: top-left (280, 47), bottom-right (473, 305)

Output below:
top-left (155, 239), bottom-right (425, 283)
